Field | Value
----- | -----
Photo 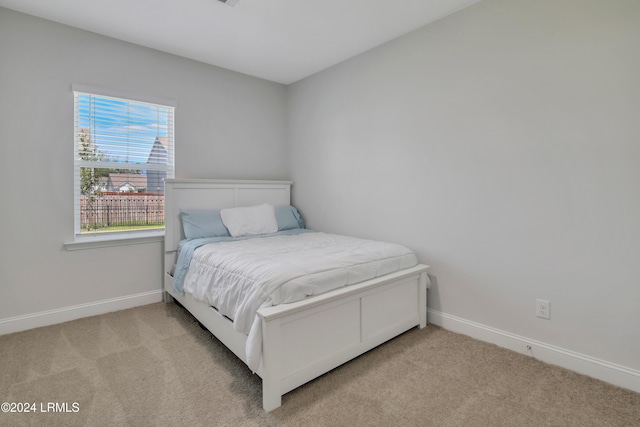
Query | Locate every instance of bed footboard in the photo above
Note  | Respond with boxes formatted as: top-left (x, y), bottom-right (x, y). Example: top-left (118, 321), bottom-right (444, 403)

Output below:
top-left (258, 265), bottom-right (429, 411)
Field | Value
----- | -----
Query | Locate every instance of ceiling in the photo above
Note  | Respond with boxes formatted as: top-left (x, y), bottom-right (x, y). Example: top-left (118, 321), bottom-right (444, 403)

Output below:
top-left (0, 0), bottom-right (480, 84)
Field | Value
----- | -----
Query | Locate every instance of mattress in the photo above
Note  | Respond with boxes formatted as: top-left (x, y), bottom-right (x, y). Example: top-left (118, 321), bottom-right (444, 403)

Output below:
top-left (182, 231), bottom-right (418, 370)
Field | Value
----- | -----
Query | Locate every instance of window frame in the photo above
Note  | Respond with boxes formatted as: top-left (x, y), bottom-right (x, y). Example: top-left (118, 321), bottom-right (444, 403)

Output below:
top-left (68, 84), bottom-right (176, 248)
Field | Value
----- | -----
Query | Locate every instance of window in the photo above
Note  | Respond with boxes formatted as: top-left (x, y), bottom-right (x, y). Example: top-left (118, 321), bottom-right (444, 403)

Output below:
top-left (73, 86), bottom-right (175, 239)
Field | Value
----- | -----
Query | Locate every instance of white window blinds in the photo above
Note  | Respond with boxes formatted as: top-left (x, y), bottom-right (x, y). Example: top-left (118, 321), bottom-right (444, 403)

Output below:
top-left (73, 88), bottom-right (175, 235)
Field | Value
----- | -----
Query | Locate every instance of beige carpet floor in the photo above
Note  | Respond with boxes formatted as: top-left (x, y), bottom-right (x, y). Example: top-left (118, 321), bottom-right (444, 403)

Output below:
top-left (1, 302), bottom-right (638, 426)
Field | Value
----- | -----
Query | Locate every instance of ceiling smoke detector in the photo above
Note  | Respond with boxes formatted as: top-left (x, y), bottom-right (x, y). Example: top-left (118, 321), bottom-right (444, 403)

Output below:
top-left (218, 0), bottom-right (240, 7)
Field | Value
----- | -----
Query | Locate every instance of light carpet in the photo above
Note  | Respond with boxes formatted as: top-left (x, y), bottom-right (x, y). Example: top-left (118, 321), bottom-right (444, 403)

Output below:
top-left (1, 302), bottom-right (638, 426)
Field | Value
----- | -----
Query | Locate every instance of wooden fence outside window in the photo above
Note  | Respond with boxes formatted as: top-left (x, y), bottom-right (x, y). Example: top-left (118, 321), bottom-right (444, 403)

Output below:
top-left (80, 192), bottom-right (164, 231)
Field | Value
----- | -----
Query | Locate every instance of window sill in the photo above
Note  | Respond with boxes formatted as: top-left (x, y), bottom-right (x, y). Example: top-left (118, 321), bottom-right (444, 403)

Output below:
top-left (64, 230), bottom-right (164, 251)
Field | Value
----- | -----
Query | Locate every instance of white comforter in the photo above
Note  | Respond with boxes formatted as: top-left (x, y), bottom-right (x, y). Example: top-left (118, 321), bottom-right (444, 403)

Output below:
top-left (182, 232), bottom-right (418, 370)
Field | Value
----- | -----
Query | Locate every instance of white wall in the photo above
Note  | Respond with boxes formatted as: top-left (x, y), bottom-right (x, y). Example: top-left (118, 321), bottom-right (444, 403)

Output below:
top-left (288, 0), bottom-right (640, 376)
top-left (0, 8), bottom-right (287, 325)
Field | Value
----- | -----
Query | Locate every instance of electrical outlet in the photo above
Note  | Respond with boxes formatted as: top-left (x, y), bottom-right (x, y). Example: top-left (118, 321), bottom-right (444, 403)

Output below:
top-left (536, 299), bottom-right (550, 319)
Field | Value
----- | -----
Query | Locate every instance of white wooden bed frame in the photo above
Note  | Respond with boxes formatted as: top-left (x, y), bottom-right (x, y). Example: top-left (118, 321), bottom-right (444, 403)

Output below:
top-left (163, 179), bottom-right (429, 411)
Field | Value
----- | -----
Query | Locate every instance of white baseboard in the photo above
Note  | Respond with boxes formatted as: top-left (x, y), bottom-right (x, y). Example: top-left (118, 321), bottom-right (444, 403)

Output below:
top-left (0, 290), bottom-right (164, 336)
top-left (428, 309), bottom-right (640, 394)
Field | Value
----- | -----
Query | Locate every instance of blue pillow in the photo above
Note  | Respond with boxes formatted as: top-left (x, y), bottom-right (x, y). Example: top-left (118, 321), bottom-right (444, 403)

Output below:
top-left (274, 205), bottom-right (305, 231)
top-left (181, 209), bottom-right (230, 239)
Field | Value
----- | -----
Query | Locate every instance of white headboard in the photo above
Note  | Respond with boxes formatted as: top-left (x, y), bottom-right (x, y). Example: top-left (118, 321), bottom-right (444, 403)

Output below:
top-left (164, 179), bottom-right (292, 253)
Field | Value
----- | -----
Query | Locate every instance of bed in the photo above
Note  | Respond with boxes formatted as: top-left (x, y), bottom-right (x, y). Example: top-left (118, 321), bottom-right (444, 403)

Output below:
top-left (163, 179), bottom-right (430, 411)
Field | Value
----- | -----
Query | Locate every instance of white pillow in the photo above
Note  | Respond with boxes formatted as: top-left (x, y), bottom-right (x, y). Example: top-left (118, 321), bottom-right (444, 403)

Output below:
top-left (220, 204), bottom-right (278, 237)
